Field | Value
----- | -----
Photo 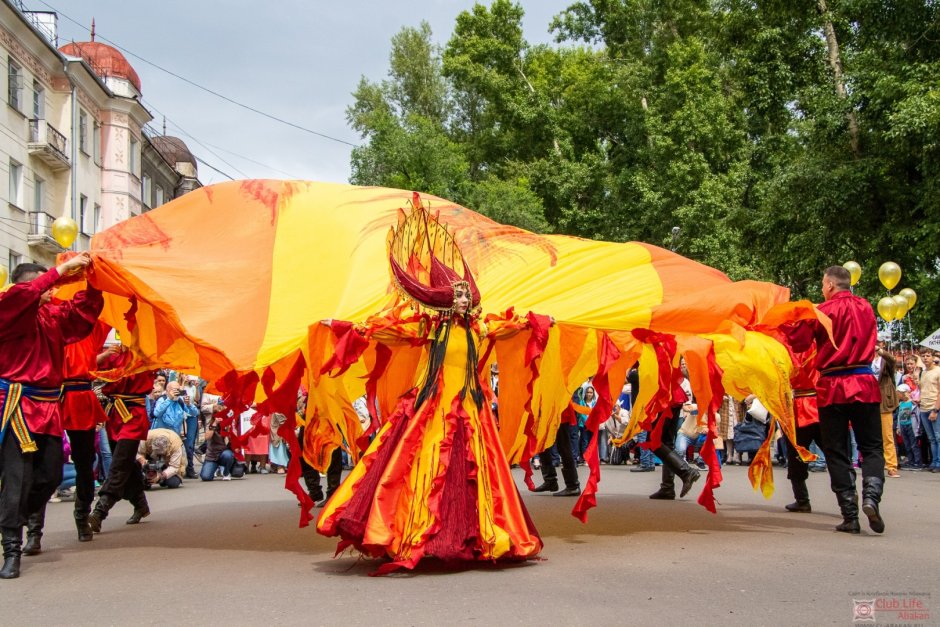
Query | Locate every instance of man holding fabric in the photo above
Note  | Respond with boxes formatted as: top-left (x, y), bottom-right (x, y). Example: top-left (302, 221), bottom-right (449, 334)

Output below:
top-left (795, 266), bottom-right (884, 534)
top-left (0, 254), bottom-right (102, 579)
top-left (89, 349), bottom-right (158, 533)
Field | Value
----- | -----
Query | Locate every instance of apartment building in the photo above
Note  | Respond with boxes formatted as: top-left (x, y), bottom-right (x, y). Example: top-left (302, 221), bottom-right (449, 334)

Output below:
top-left (0, 0), bottom-right (199, 278)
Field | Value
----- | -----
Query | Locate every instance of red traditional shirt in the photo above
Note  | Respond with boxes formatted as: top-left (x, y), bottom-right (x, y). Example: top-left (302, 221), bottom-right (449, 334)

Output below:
top-left (813, 291), bottom-right (880, 407)
top-left (0, 268), bottom-right (103, 436)
top-left (100, 351), bottom-right (154, 441)
top-left (62, 320), bottom-right (110, 431)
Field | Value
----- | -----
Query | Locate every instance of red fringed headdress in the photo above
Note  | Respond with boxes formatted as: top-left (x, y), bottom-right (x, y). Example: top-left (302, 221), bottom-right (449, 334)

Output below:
top-left (388, 193), bottom-right (480, 312)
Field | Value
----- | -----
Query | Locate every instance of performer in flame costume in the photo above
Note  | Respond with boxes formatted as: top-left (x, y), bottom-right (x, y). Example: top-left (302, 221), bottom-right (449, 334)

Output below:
top-left (316, 201), bottom-right (542, 574)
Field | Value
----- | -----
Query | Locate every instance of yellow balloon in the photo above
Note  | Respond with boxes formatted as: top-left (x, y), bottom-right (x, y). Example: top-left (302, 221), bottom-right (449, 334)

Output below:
top-left (878, 261), bottom-right (901, 291)
top-left (0, 266), bottom-right (7, 287)
top-left (843, 260), bottom-right (862, 286)
top-left (877, 297), bottom-right (897, 322)
top-left (899, 287), bottom-right (917, 309)
top-left (892, 295), bottom-right (909, 320)
top-left (52, 216), bottom-right (78, 249)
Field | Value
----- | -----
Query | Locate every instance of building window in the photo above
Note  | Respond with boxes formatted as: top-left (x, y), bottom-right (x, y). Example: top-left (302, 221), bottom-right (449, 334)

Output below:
top-left (141, 175), bottom-right (152, 208)
top-left (32, 80), bottom-right (44, 119)
top-left (79, 110), bottom-right (88, 154)
top-left (93, 121), bottom-right (101, 163)
top-left (155, 185), bottom-right (165, 207)
top-left (8, 251), bottom-right (22, 273)
top-left (9, 160), bottom-right (22, 208)
top-left (129, 137), bottom-right (139, 175)
top-left (79, 195), bottom-right (89, 235)
top-left (33, 176), bottom-right (44, 212)
top-left (7, 57), bottom-right (22, 111)
top-left (93, 203), bottom-right (100, 234)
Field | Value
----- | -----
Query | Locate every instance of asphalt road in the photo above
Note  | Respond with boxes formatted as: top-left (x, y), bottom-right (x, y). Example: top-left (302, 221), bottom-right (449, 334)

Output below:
top-left (3, 463), bottom-right (937, 626)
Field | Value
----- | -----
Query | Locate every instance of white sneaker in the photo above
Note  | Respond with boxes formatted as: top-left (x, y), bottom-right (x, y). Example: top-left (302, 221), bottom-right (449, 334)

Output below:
top-left (221, 474), bottom-right (232, 481)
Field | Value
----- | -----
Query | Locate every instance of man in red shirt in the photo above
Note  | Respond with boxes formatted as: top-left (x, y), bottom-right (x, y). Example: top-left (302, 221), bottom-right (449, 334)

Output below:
top-left (0, 254), bottom-right (103, 579)
top-left (57, 322), bottom-right (110, 545)
top-left (797, 266), bottom-right (884, 534)
top-left (87, 348), bottom-right (156, 534)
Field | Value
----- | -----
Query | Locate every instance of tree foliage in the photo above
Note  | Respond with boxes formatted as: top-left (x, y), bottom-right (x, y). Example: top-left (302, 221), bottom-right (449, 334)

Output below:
top-left (346, 1), bottom-right (940, 337)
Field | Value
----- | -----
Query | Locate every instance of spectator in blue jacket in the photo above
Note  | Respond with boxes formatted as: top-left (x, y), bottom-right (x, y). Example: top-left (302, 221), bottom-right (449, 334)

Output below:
top-left (152, 381), bottom-right (199, 440)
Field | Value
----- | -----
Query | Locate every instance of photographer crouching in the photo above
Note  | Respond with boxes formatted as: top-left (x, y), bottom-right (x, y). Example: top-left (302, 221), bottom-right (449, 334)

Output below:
top-left (138, 429), bottom-right (186, 490)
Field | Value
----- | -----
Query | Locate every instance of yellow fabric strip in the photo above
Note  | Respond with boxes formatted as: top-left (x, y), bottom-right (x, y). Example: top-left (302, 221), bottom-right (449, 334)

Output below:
top-left (1, 383), bottom-right (39, 453)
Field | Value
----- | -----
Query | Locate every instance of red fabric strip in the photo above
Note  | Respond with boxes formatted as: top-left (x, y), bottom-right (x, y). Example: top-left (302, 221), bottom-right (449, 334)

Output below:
top-left (320, 320), bottom-right (369, 377)
top-left (572, 332), bottom-right (620, 522)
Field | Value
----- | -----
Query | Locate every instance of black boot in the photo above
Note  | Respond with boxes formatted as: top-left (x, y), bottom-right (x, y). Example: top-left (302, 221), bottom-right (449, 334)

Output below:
top-left (0, 527), bottom-right (23, 579)
top-left (532, 481), bottom-right (559, 493)
top-left (861, 477), bottom-right (885, 534)
top-left (652, 448), bottom-right (701, 499)
top-left (74, 501), bottom-right (93, 542)
top-left (785, 480), bottom-right (812, 513)
top-left (669, 451), bottom-right (702, 498)
top-left (835, 490), bottom-right (860, 534)
top-left (22, 506), bottom-right (46, 556)
top-left (553, 485), bottom-right (581, 496)
top-left (126, 493), bottom-right (150, 525)
top-left (87, 495), bottom-right (116, 533)
top-left (649, 462), bottom-right (676, 500)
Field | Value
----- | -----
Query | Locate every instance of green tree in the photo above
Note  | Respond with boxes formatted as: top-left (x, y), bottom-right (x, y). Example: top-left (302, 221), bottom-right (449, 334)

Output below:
top-left (346, 0), bottom-right (940, 335)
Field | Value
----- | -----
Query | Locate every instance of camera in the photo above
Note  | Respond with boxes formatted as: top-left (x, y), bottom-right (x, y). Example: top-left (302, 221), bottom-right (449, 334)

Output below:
top-left (143, 460), bottom-right (167, 484)
top-left (143, 461), bottom-right (165, 473)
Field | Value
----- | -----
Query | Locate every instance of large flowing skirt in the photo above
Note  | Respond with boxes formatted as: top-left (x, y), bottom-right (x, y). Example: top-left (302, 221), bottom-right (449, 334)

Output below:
top-left (317, 329), bottom-right (542, 573)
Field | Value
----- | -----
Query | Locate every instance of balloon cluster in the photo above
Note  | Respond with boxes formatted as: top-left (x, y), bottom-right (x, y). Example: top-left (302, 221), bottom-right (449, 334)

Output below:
top-left (842, 260), bottom-right (917, 322)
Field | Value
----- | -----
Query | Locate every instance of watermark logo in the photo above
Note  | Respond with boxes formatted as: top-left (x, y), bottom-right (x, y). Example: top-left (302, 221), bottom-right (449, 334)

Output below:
top-left (853, 599), bottom-right (875, 622)
top-left (849, 592), bottom-right (931, 624)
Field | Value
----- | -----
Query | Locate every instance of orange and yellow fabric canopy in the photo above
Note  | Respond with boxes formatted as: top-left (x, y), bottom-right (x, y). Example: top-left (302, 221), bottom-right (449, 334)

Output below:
top-left (81, 180), bottom-right (819, 518)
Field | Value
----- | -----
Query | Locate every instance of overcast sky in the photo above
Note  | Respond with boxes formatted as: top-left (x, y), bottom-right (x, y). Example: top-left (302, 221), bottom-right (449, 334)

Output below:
top-left (25, 0), bottom-right (573, 186)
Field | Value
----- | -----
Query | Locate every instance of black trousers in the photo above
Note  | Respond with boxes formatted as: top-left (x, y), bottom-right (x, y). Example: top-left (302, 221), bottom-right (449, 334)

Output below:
top-left (539, 423), bottom-right (579, 489)
top-left (66, 429), bottom-right (97, 511)
top-left (0, 433), bottom-right (62, 528)
top-left (298, 426), bottom-right (343, 499)
top-left (819, 402), bottom-right (883, 494)
top-left (785, 421), bottom-right (822, 484)
top-left (99, 439), bottom-right (145, 505)
top-left (658, 406), bottom-right (682, 451)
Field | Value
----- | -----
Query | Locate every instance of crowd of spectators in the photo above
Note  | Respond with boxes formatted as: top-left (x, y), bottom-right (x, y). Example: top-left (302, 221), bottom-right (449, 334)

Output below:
top-left (50, 345), bottom-right (939, 507)
top-left (51, 369), bottom-right (304, 504)
top-left (524, 345), bottom-right (940, 482)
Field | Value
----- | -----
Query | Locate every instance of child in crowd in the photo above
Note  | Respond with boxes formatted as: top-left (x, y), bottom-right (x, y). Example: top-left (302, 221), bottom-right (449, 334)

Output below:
top-left (896, 384), bottom-right (923, 470)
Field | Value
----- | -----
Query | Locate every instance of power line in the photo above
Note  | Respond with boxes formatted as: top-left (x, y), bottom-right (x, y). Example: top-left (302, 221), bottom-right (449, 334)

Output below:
top-left (195, 140), bottom-right (302, 180)
top-left (37, 0), bottom-right (359, 148)
top-left (142, 99), bottom-right (248, 179)
top-left (193, 156), bottom-right (236, 182)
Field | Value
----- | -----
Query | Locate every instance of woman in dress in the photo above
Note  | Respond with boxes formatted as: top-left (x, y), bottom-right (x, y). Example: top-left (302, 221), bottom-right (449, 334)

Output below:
top-left (316, 205), bottom-right (542, 574)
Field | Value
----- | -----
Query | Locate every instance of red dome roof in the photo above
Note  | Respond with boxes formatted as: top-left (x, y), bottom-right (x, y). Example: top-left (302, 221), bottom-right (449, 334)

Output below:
top-left (59, 41), bottom-right (141, 92)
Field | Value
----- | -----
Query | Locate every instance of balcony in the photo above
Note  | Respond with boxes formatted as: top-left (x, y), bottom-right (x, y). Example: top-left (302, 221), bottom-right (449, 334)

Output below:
top-left (27, 211), bottom-right (66, 253)
top-left (28, 119), bottom-right (70, 171)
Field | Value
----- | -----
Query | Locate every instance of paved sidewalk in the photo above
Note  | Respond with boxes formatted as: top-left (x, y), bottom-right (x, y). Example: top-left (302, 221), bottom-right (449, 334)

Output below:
top-left (4, 464), bottom-right (937, 626)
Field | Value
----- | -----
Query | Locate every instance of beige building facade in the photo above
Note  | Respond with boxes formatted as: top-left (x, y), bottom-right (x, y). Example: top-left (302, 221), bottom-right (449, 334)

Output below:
top-left (0, 0), bottom-right (199, 280)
